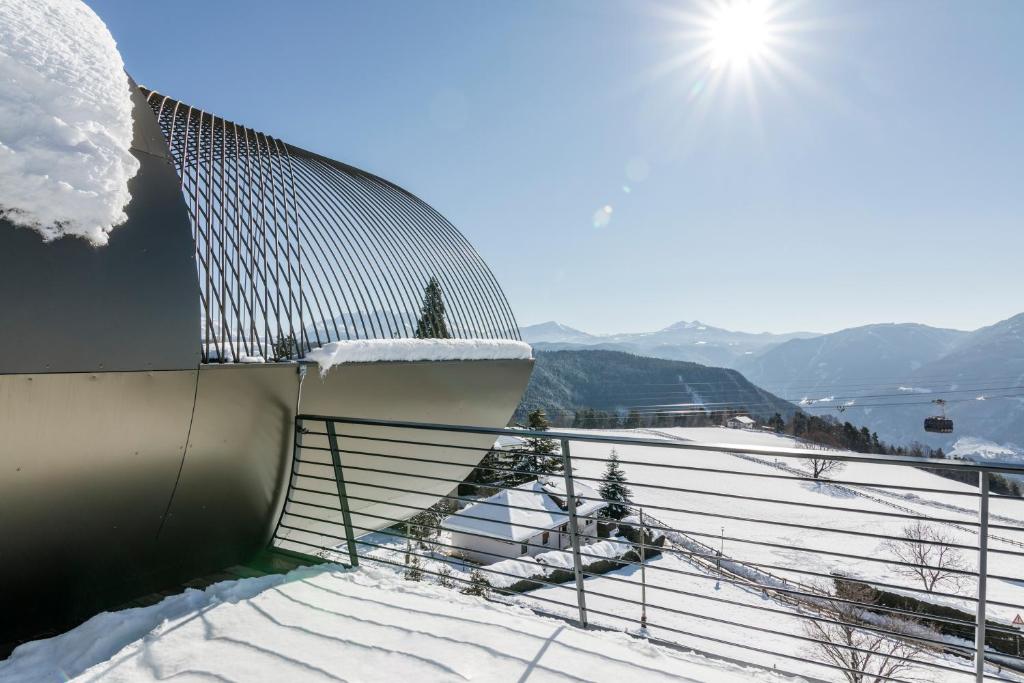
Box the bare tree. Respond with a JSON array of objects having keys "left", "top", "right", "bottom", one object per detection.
[
  {"left": 807, "top": 456, "right": 845, "bottom": 479},
  {"left": 884, "top": 521, "right": 966, "bottom": 593},
  {"left": 804, "top": 583, "right": 925, "bottom": 683}
]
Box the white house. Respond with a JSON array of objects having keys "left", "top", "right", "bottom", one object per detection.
[
  {"left": 727, "top": 415, "right": 756, "bottom": 430},
  {"left": 442, "top": 478, "right": 606, "bottom": 565}
]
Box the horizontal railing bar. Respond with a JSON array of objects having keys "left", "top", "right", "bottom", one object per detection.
[
  {"left": 282, "top": 538, "right": 925, "bottom": 683},
  {"left": 290, "top": 451, "right": 1012, "bottom": 531},
  {"left": 281, "top": 495, "right": 1024, "bottom": 630},
  {"left": 294, "top": 503, "right": 1011, "bottom": 646},
  {"left": 281, "top": 530, "right": 974, "bottom": 677},
  {"left": 349, "top": 519, "right": 978, "bottom": 656},
  {"left": 316, "top": 476, "right": 994, "bottom": 580},
  {"left": 295, "top": 458, "right": 1022, "bottom": 559},
  {"left": 298, "top": 415, "right": 1024, "bottom": 475},
  {"left": 320, "top": 434, "right": 993, "bottom": 501}
]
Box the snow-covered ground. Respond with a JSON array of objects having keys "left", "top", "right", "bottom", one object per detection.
[
  {"left": 0, "top": 0, "right": 139, "bottom": 245},
  {"left": 516, "top": 427, "right": 1024, "bottom": 682},
  {"left": 0, "top": 564, "right": 793, "bottom": 683}
]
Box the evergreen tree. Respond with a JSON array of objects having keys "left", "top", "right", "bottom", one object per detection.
[
  {"left": 599, "top": 448, "right": 632, "bottom": 520},
  {"left": 624, "top": 409, "right": 642, "bottom": 429},
  {"left": 519, "top": 408, "right": 562, "bottom": 476},
  {"left": 768, "top": 412, "right": 786, "bottom": 433},
  {"left": 460, "top": 569, "right": 490, "bottom": 597},
  {"left": 414, "top": 276, "right": 451, "bottom": 339}
]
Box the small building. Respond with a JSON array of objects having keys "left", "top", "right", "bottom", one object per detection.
[
  {"left": 442, "top": 479, "right": 606, "bottom": 565},
  {"left": 727, "top": 415, "right": 756, "bottom": 430}
]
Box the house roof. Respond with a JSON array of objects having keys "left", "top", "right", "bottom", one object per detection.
[
  {"left": 494, "top": 434, "right": 528, "bottom": 450},
  {"left": 730, "top": 415, "right": 755, "bottom": 425},
  {"left": 442, "top": 478, "right": 606, "bottom": 542}
]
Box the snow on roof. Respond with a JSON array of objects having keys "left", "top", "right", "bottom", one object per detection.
[
  {"left": 442, "top": 478, "right": 605, "bottom": 542},
  {"left": 0, "top": 0, "right": 140, "bottom": 245},
  {"left": 494, "top": 434, "right": 528, "bottom": 449},
  {"left": 305, "top": 338, "right": 532, "bottom": 374},
  {"left": 0, "top": 564, "right": 787, "bottom": 682},
  {"left": 730, "top": 415, "right": 755, "bottom": 424}
]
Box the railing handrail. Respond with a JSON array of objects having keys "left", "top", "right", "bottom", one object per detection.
[{"left": 295, "top": 413, "right": 1024, "bottom": 476}]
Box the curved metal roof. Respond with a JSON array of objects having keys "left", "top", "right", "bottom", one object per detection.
[{"left": 142, "top": 88, "right": 520, "bottom": 363}]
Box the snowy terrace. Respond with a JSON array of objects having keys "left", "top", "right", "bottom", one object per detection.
[
  {"left": 0, "top": 565, "right": 791, "bottom": 683},
  {"left": 273, "top": 416, "right": 1024, "bottom": 683}
]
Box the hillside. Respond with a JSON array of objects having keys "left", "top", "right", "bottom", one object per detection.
[
  {"left": 737, "top": 323, "right": 968, "bottom": 395},
  {"left": 515, "top": 349, "right": 794, "bottom": 424},
  {"left": 739, "top": 316, "right": 1024, "bottom": 450}
]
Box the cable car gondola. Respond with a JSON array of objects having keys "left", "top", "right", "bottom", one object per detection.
[{"left": 924, "top": 399, "right": 953, "bottom": 433}]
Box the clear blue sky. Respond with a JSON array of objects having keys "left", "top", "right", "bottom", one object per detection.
[{"left": 91, "top": 0, "right": 1023, "bottom": 335}]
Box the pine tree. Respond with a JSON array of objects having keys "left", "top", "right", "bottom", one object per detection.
[
  {"left": 624, "top": 409, "right": 642, "bottom": 429},
  {"left": 460, "top": 569, "right": 490, "bottom": 597},
  {"left": 516, "top": 409, "right": 565, "bottom": 479},
  {"left": 599, "top": 448, "right": 632, "bottom": 519},
  {"left": 414, "top": 276, "right": 451, "bottom": 339}
]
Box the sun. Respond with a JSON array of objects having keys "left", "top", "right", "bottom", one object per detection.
[{"left": 707, "top": 0, "right": 772, "bottom": 70}]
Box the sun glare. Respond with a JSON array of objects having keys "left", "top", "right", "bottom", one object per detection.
[{"left": 708, "top": 1, "right": 771, "bottom": 69}]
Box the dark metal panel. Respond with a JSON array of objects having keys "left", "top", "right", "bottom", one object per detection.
[
  {"left": 0, "top": 85, "right": 201, "bottom": 374},
  {"left": 0, "top": 369, "right": 198, "bottom": 641},
  {"left": 154, "top": 363, "right": 300, "bottom": 577}
]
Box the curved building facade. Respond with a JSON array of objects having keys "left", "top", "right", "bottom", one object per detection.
[{"left": 0, "top": 84, "right": 531, "bottom": 642}]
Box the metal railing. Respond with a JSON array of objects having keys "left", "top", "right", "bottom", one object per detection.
[
  {"left": 140, "top": 89, "right": 520, "bottom": 363},
  {"left": 271, "top": 415, "right": 1024, "bottom": 682}
]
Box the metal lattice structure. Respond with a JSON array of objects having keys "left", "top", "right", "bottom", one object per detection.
[{"left": 142, "top": 88, "right": 520, "bottom": 362}]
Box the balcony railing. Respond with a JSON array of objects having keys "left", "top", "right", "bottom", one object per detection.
[{"left": 272, "top": 415, "right": 1024, "bottom": 683}]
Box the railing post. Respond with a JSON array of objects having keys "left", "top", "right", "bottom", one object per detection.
[
  {"left": 561, "top": 438, "right": 588, "bottom": 628},
  {"left": 975, "top": 471, "right": 989, "bottom": 683},
  {"left": 326, "top": 420, "right": 359, "bottom": 568}
]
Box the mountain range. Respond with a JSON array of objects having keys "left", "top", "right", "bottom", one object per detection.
[
  {"left": 521, "top": 314, "right": 1024, "bottom": 451},
  {"left": 521, "top": 320, "right": 816, "bottom": 369}
]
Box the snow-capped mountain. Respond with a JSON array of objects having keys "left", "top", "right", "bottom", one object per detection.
[{"left": 520, "top": 320, "right": 815, "bottom": 368}]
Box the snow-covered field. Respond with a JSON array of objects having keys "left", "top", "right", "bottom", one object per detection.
[
  {"left": 514, "top": 427, "right": 1024, "bottom": 682},
  {"left": 0, "top": 564, "right": 792, "bottom": 683}
]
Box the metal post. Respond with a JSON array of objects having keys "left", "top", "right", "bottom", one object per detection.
[
  {"left": 975, "top": 471, "right": 989, "bottom": 682},
  {"left": 640, "top": 506, "right": 648, "bottom": 632},
  {"left": 326, "top": 420, "right": 359, "bottom": 568},
  {"left": 561, "top": 438, "right": 588, "bottom": 628}
]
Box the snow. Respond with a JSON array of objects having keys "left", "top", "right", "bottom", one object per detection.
[
  {"left": 442, "top": 479, "right": 604, "bottom": 542},
  {"left": 0, "top": 564, "right": 793, "bottom": 683},
  {"left": 305, "top": 338, "right": 532, "bottom": 374},
  {"left": 531, "top": 427, "right": 1024, "bottom": 681},
  {"left": 0, "top": 0, "right": 139, "bottom": 246}
]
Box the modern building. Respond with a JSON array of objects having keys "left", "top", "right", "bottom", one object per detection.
[
  {"left": 0, "top": 81, "right": 533, "bottom": 640},
  {"left": 443, "top": 478, "right": 606, "bottom": 564}
]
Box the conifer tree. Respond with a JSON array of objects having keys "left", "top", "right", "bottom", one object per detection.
[
  {"left": 460, "top": 569, "right": 491, "bottom": 597},
  {"left": 414, "top": 276, "right": 451, "bottom": 339},
  {"left": 599, "top": 448, "right": 632, "bottom": 519},
  {"left": 524, "top": 408, "right": 562, "bottom": 474}
]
